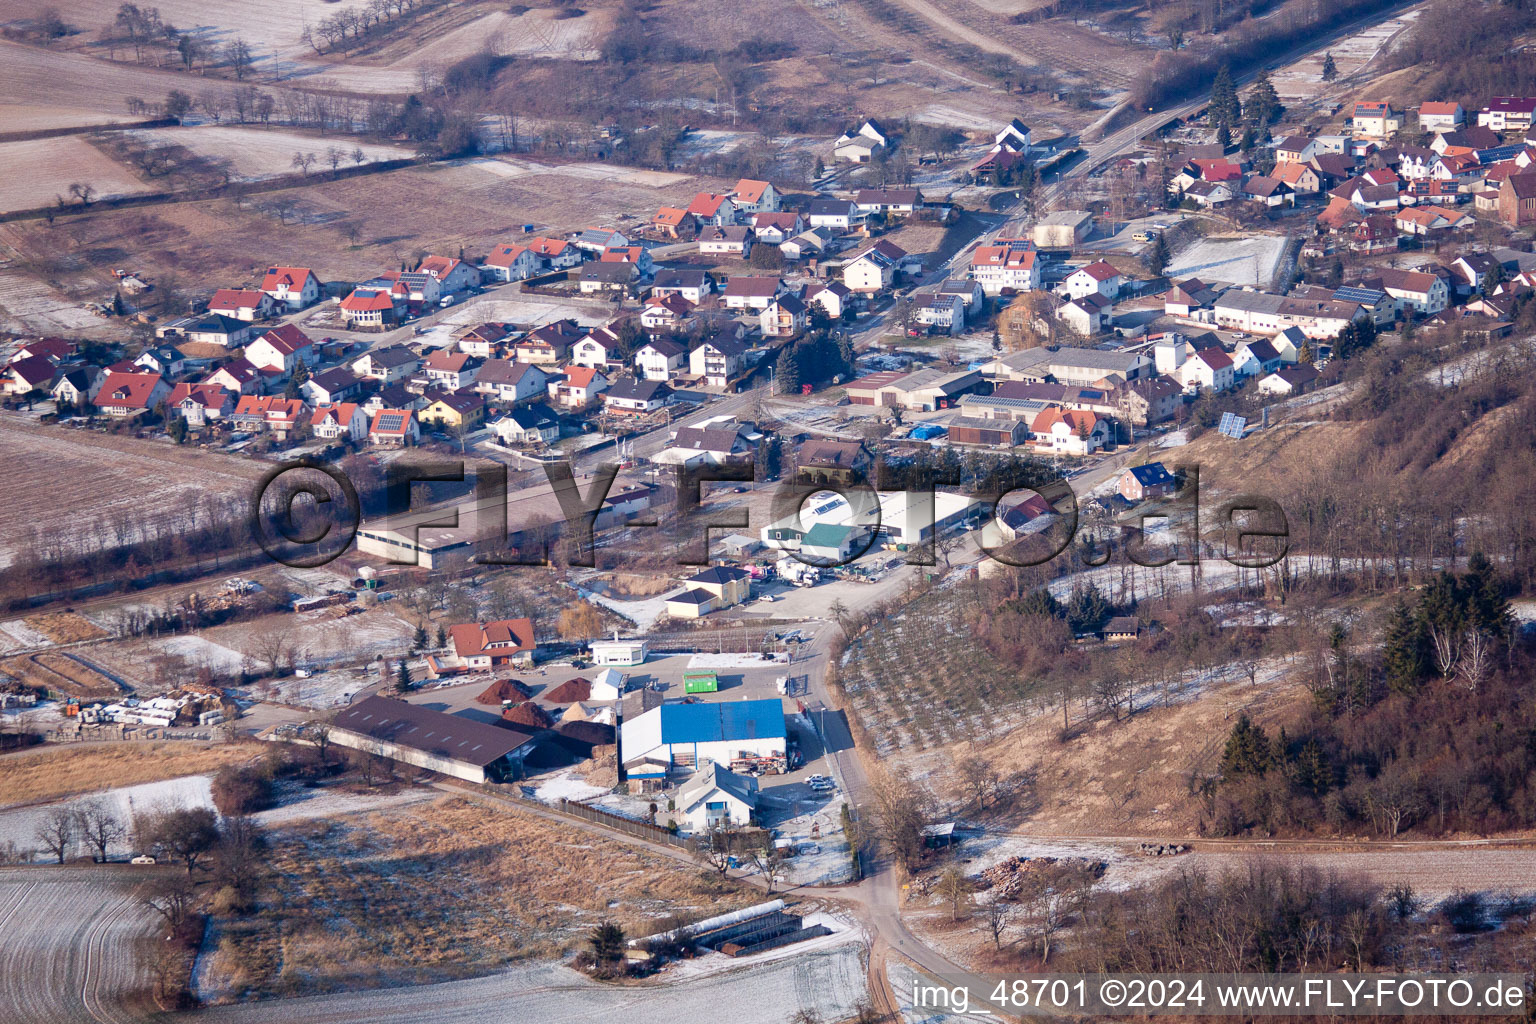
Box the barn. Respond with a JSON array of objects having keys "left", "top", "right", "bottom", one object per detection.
[{"left": 327, "top": 696, "right": 544, "bottom": 784}]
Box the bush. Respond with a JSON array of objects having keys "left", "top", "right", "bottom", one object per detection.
[{"left": 211, "top": 765, "right": 276, "bottom": 816}]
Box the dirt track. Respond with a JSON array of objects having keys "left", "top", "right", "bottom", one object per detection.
[{"left": 0, "top": 866, "right": 156, "bottom": 1024}]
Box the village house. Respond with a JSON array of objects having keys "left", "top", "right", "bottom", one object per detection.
[
  {"left": 352, "top": 345, "right": 420, "bottom": 384},
  {"left": 157, "top": 312, "right": 257, "bottom": 348},
  {"left": 133, "top": 344, "right": 186, "bottom": 377},
  {"left": 49, "top": 364, "right": 102, "bottom": 407},
  {"left": 1029, "top": 407, "right": 1110, "bottom": 455},
  {"left": 698, "top": 225, "right": 754, "bottom": 258},
  {"left": 760, "top": 294, "right": 808, "bottom": 338},
  {"left": 1179, "top": 346, "right": 1236, "bottom": 393},
  {"left": 1352, "top": 101, "right": 1402, "bottom": 139},
  {"left": 805, "top": 280, "right": 852, "bottom": 320},
  {"left": 833, "top": 119, "right": 888, "bottom": 163},
  {"left": 246, "top": 324, "right": 315, "bottom": 374},
  {"left": 855, "top": 188, "right": 923, "bottom": 217},
  {"left": 1114, "top": 375, "right": 1183, "bottom": 427},
  {"left": 634, "top": 338, "right": 688, "bottom": 381},
  {"left": 167, "top": 382, "right": 233, "bottom": 427},
  {"left": 1257, "top": 364, "right": 1321, "bottom": 396},
  {"left": 527, "top": 237, "right": 582, "bottom": 270},
  {"left": 473, "top": 359, "right": 550, "bottom": 405},
  {"left": 1361, "top": 268, "right": 1450, "bottom": 316},
  {"left": 208, "top": 288, "right": 278, "bottom": 321},
  {"left": 843, "top": 239, "right": 907, "bottom": 294},
  {"left": 1119, "top": 462, "right": 1177, "bottom": 501},
  {"left": 573, "top": 227, "right": 629, "bottom": 253},
  {"left": 603, "top": 377, "right": 673, "bottom": 415},
  {"left": 731, "top": 178, "right": 779, "bottom": 215},
  {"left": 579, "top": 261, "right": 640, "bottom": 295},
  {"left": 600, "top": 246, "right": 654, "bottom": 276},
  {"left": 419, "top": 392, "right": 487, "bottom": 432},
  {"left": 1477, "top": 97, "right": 1536, "bottom": 133},
  {"left": 674, "top": 762, "right": 759, "bottom": 832},
  {"left": 1233, "top": 337, "right": 1283, "bottom": 378},
  {"left": 516, "top": 320, "right": 584, "bottom": 364},
  {"left": 1164, "top": 278, "right": 1223, "bottom": 317},
  {"left": 689, "top": 334, "right": 751, "bottom": 388},
  {"left": 368, "top": 408, "right": 419, "bottom": 446},
  {"left": 309, "top": 401, "right": 369, "bottom": 441},
  {"left": 2, "top": 354, "right": 57, "bottom": 397},
  {"left": 914, "top": 292, "right": 966, "bottom": 335},
  {"left": 795, "top": 439, "right": 870, "bottom": 485},
  {"left": 721, "top": 276, "right": 784, "bottom": 310},
  {"left": 231, "top": 394, "right": 307, "bottom": 437},
  {"left": 551, "top": 365, "right": 609, "bottom": 409},
  {"left": 491, "top": 405, "right": 559, "bottom": 445},
  {"left": 1212, "top": 290, "right": 1368, "bottom": 338},
  {"left": 1032, "top": 211, "right": 1095, "bottom": 248},
  {"left": 481, "top": 243, "right": 539, "bottom": 282},
  {"left": 1062, "top": 260, "right": 1123, "bottom": 302},
  {"left": 651, "top": 206, "right": 697, "bottom": 240},
  {"left": 805, "top": 197, "right": 862, "bottom": 230},
  {"left": 1273, "top": 162, "right": 1323, "bottom": 193},
  {"left": 653, "top": 420, "right": 755, "bottom": 468},
  {"left": 651, "top": 268, "right": 712, "bottom": 304},
  {"left": 969, "top": 240, "right": 1039, "bottom": 295},
  {"left": 454, "top": 322, "right": 511, "bottom": 359},
  {"left": 780, "top": 228, "right": 832, "bottom": 261},
  {"left": 665, "top": 565, "right": 752, "bottom": 618},
  {"left": 1274, "top": 135, "right": 1316, "bottom": 164},
  {"left": 260, "top": 265, "right": 321, "bottom": 311},
  {"left": 202, "top": 358, "right": 266, "bottom": 395},
  {"left": 1182, "top": 180, "right": 1235, "bottom": 207},
  {"left": 687, "top": 192, "right": 738, "bottom": 227},
  {"left": 93, "top": 371, "right": 169, "bottom": 417},
  {"left": 301, "top": 367, "right": 363, "bottom": 406},
  {"left": 641, "top": 293, "right": 697, "bottom": 333},
  {"left": 1418, "top": 101, "right": 1464, "bottom": 132},
  {"left": 1057, "top": 293, "right": 1111, "bottom": 336},
  {"left": 571, "top": 325, "right": 624, "bottom": 368},
  {"left": 421, "top": 349, "right": 481, "bottom": 390},
  {"left": 1243, "top": 175, "right": 1295, "bottom": 208},
  {"left": 339, "top": 285, "right": 404, "bottom": 328},
  {"left": 446, "top": 618, "right": 537, "bottom": 671},
  {"left": 750, "top": 212, "right": 803, "bottom": 244}
]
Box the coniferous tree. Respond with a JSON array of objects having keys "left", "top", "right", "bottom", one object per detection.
[
  {"left": 412, "top": 622, "right": 429, "bottom": 651},
  {"left": 434, "top": 624, "right": 447, "bottom": 649},
  {"left": 395, "top": 658, "right": 412, "bottom": 693},
  {"left": 1321, "top": 52, "right": 1337, "bottom": 82},
  {"left": 1382, "top": 598, "right": 1428, "bottom": 694},
  {"left": 1293, "top": 738, "right": 1332, "bottom": 797},
  {"left": 1219, "top": 714, "right": 1273, "bottom": 778},
  {"left": 774, "top": 347, "right": 799, "bottom": 395}
]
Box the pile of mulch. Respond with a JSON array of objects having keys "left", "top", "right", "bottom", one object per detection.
[
  {"left": 474, "top": 679, "right": 532, "bottom": 705},
  {"left": 501, "top": 700, "right": 554, "bottom": 730},
  {"left": 543, "top": 677, "right": 592, "bottom": 703}
]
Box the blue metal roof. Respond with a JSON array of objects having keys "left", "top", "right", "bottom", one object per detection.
[{"left": 659, "top": 700, "right": 786, "bottom": 744}]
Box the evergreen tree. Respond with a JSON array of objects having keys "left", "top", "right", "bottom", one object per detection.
[
  {"left": 434, "top": 624, "right": 447, "bottom": 649},
  {"left": 1149, "top": 231, "right": 1170, "bottom": 276},
  {"left": 1013, "top": 588, "right": 1063, "bottom": 619},
  {"left": 412, "top": 622, "right": 429, "bottom": 651},
  {"left": 588, "top": 920, "right": 626, "bottom": 977},
  {"left": 395, "top": 658, "right": 412, "bottom": 693},
  {"left": 1065, "top": 583, "right": 1111, "bottom": 634},
  {"left": 1321, "top": 52, "right": 1337, "bottom": 82},
  {"left": 1219, "top": 713, "right": 1273, "bottom": 778},
  {"left": 1216, "top": 122, "right": 1232, "bottom": 149},
  {"left": 1245, "top": 68, "right": 1281, "bottom": 127},
  {"left": 1382, "top": 598, "right": 1428, "bottom": 694},
  {"left": 284, "top": 358, "right": 310, "bottom": 399},
  {"left": 1294, "top": 737, "right": 1332, "bottom": 796},
  {"left": 1209, "top": 65, "right": 1241, "bottom": 138},
  {"left": 762, "top": 434, "right": 783, "bottom": 479},
  {"left": 774, "top": 347, "right": 799, "bottom": 395},
  {"left": 1464, "top": 551, "right": 1513, "bottom": 639}
]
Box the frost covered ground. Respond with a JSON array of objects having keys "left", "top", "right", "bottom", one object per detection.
[{"left": 1164, "top": 235, "right": 1287, "bottom": 288}]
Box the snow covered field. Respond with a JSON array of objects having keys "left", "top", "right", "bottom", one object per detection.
[
  {"left": 1164, "top": 235, "right": 1287, "bottom": 288},
  {"left": 0, "top": 774, "right": 211, "bottom": 860}
]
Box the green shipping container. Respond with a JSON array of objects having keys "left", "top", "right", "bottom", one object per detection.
[{"left": 683, "top": 671, "right": 719, "bottom": 694}]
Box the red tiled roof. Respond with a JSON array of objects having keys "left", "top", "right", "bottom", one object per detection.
[
  {"left": 450, "top": 618, "right": 536, "bottom": 659},
  {"left": 260, "top": 266, "right": 313, "bottom": 292},
  {"left": 95, "top": 371, "right": 162, "bottom": 409}
]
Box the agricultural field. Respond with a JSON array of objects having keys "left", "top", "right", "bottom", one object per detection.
[
  {"left": 0, "top": 741, "right": 257, "bottom": 808},
  {"left": 0, "top": 136, "right": 145, "bottom": 210},
  {"left": 126, "top": 126, "right": 412, "bottom": 181},
  {"left": 0, "top": 37, "right": 211, "bottom": 130},
  {"left": 0, "top": 867, "right": 157, "bottom": 1022},
  {"left": 0, "top": 419, "right": 263, "bottom": 569},
  {"left": 197, "top": 794, "right": 756, "bottom": 1000}
]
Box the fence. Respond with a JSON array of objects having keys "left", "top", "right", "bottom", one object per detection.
[{"left": 556, "top": 797, "right": 689, "bottom": 848}]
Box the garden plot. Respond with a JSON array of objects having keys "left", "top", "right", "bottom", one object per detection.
[
  {"left": 1163, "top": 234, "right": 1286, "bottom": 288},
  {"left": 0, "top": 136, "right": 143, "bottom": 209},
  {"left": 127, "top": 126, "right": 411, "bottom": 180},
  {"left": 0, "top": 266, "right": 110, "bottom": 336}
]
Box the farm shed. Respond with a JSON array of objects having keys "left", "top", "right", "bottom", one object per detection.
[{"left": 327, "top": 696, "right": 543, "bottom": 784}]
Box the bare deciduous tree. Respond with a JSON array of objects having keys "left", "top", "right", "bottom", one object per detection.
[
  {"left": 75, "top": 799, "right": 127, "bottom": 862},
  {"left": 34, "top": 806, "right": 75, "bottom": 863}
]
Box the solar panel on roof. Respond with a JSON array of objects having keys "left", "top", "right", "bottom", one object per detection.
[{"left": 377, "top": 413, "right": 405, "bottom": 431}]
